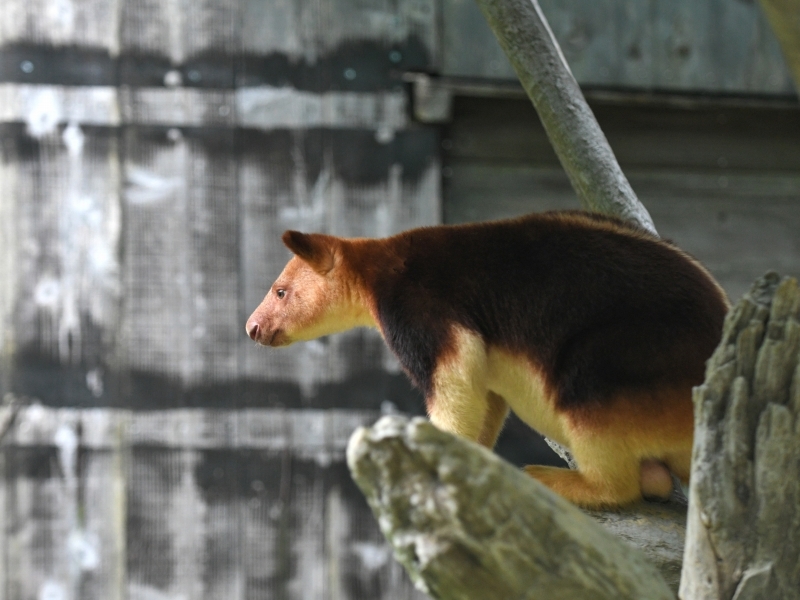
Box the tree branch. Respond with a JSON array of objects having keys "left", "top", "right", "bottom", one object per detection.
[{"left": 471, "top": 0, "right": 657, "bottom": 234}]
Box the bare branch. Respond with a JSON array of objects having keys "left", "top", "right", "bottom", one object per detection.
[{"left": 471, "top": 0, "right": 656, "bottom": 234}]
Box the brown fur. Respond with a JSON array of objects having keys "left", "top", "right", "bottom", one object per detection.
[{"left": 246, "top": 211, "right": 729, "bottom": 508}]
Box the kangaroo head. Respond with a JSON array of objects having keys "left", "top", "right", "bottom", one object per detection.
[{"left": 246, "top": 231, "right": 374, "bottom": 346}]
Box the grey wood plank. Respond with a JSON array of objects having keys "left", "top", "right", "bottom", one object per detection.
[
  {"left": 236, "top": 88, "right": 408, "bottom": 132},
  {"left": 80, "top": 446, "right": 127, "bottom": 600},
  {"left": 650, "top": 0, "right": 792, "bottom": 93},
  {"left": 533, "top": 0, "right": 653, "bottom": 88},
  {"left": 5, "top": 418, "right": 85, "bottom": 600},
  {"left": 0, "top": 406, "right": 424, "bottom": 599},
  {"left": 443, "top": 95, "right": 800, "bottom": 302},
  {"left": 120, "top": 88, "right": 237, "bottom": 128},
  {"left": 0, "top": 124, "right": 121, "bottom": 406},
  {"left": 0, "top": 0, "right": 122, "bottom": 51},
  {"left": 0, "top": 84, "right": 119, "bottom": 127},
  {"left": 444, "top": 96, "right": 800, "bottom": 172},
  {"left": 0, "top": 83, "right": 410, "bottom": 130},
  {"left": 119, "top": 128, "right": 239, "bottom": 401},
  {"left": 3, "top": 443, "right": 76, "bottom": 599},
  {"left": 120, "top": 0, "right": 239, "bottom": 63},
  {"left": 239, "top": 0, "right": 438, "bottom": 67},
  {"left": 445, "top": 162, "right": 800, "bottom": 301},
  {"left": 1, "top": 0, "right": 438, "bottom": 68},
  {"left": 126, "top": 445, "right": 243, "bottom": 600},
  {"left": 289, "top": 459, "right": 327, "bottom": 598},
  {"left": 440, "top": 0, "right": 796, "bottom": 95},
  {"left": 12, "top": 127, "right": 121, "bottom": 357},
  {"left": 126, "top": 447, "right": 191, "bottom": 598},
  {"left": 196, "top": 450, "right": 246, "bottom": 600},
  {"left": 6, "top": 406, "right": 380, "bottom": 453},
  {"left": 0, "top": 451, "right": 6, "bottom": 597},
  {"left": 441, "top": 0, "right": 516, "bottom": 80},
  {"left": 0, "top": 131, "right": 18, "bottom": 392}
]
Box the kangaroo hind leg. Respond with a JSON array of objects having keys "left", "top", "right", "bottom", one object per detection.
[{"left": 477, "top": 392, "right": 509, "bottom": 449}]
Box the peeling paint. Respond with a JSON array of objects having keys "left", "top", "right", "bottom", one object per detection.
[
  {"left": 237, "top": 87, "right": 407, "bottom": 131},
  {"left": 1, "top": 83, "right": 409, "bottom": 131},
  {"left": 0, "top": 126, "right": 18, "bottom": 354},
  {"left": 52, "top": 122, "right": 120, "bottom": 363},
  {"left": 128, "top": 583, "right": 187, "bottom": 600},
  {"left": 39, "top": 580, "right": 66, "bottom": 600},
  {"left": 25, "top": 87, "right": 63, "bottom": 138},
  {"left": 352, "top": 542, "right": 392, "bottom": 571},
  {"left": 55, "top": 423, "right": 78, "bottom": 482},
  {"left": 125, "top": 167, "right": 184, "bottom": 205},
  {"left": 0, "top": 0, "right": 121, "bottom": 50},
  {"left": 46, "top": 0, "right": 76, "bottom": 40},
  {"left": 86, "top": 368, "right": 104, "bottom": 398},
  {"left": 67, "top": 530, "right": 100, "bottom": 572},
  {"left": 0, "top": 84, "right": 120, "bottom": 126}
]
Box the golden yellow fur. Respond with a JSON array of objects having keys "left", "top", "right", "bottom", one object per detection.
[{"left": 428, "top": 326, "right": 692, "bottom": 508}]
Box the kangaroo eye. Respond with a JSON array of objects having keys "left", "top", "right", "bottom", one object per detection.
[{"left": 276, "top": 289, "right": 286, "bottom": 299}]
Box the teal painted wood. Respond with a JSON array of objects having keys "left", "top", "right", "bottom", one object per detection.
[{"left": 442, "top": 0, "right": 796, "bottom": 95}]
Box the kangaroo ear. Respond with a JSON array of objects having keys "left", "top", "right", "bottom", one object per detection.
[{"left": 282, "top": 231, "right": 336, "bottom": 274}]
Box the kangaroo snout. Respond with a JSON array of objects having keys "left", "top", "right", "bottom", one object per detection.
[{"left": 246, "top": 320, "right": 260, "bottom": 341}]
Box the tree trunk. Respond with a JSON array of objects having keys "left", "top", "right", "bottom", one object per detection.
[
  {"left": 471, "top": 0, "right": 656, "bottom": 235},
  {"left": 680, "top": 272, "right": 800, "bottom": 599},
  {"left": 347, "top": 416, "right": 677, "bottom": 600}
]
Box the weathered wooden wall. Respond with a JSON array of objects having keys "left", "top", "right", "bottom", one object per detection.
[
  {"left": 442, "top": 0, "right": 796, "bottom": 95},
  {"left": 0, "top": 0, "right": 443, "bottom": 405},
  {"left": 0, "top": 404, "right": 427, "bottom": 600},
  {"left": 443, "top": 95, "right": 800, "bottom": 301},
  {"left": 0, "top": 1, "right": 440, "bottom": 598}
]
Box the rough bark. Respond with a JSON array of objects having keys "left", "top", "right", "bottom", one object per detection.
[
  {"left": 758, "top": 0, "right": 800, "bottom": 93},
  {"left": 680, "top": 272, "right": 800, "bottom": 600},
  {"left": 471, "top": 0, "right": 657, "bottom": 235},
  {"left": 347, "top": 416, "right": 678, "bottom": 599}
]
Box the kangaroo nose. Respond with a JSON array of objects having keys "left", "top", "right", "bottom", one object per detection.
[{"left": 247, "top": 321, "right": 260, "bottom": 341}]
